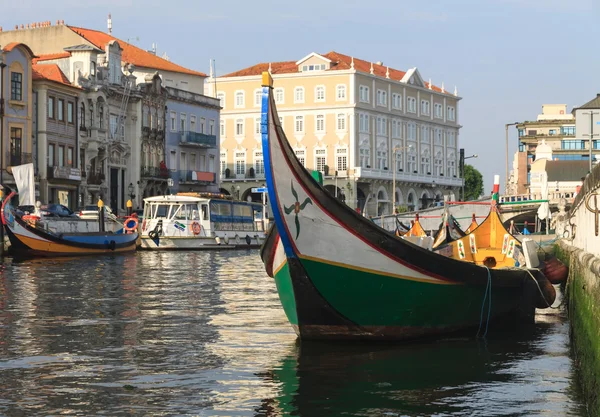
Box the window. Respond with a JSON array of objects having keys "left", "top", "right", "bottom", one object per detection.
[
  {"left": 200, "top": 117, "right": 206, "bottom": 134},
  {"left": 57, "top": 99, "right": 64, "bottom": 121},
  {"left": 447, "top": 106, "right": 456, "bottom": 121},
  {"left": 394, "top": 147, "right": 403, "bottom": 171},
  {"left": 67, "top": 147, "right": 74, "bottom": 167},
  {"left": 58, "top": 145, "right": 65, "bottom": 167},
  {"left": 434, "top": 152, "right": 443, "bottom": 176},
  {"left": 275, "top": 88, "right": 284, "bottom": 104},
  {"left": 190, "top": 115, "right": 196, "bottom": 132},
  {"left": 359, "top": 85, "right": 370, "bottom": 103},
  {"left": 80, "top": 102, "right": 85, "bottom": 127},
  {"left": 99, "top": 105, "right": 104, "bottom": 129},
  {"left": 10, "top": 72, "right": 22, "bottom": 101},
  {"left": 337, "top": 113, "right": 346, "bottom": 131},
  {"left": 315, "top": 149, "right": 326, "bottom": 172},
  {"left": 315, "top": 86, "right": 325, "bottom": 102},
  {"left": 336, "top": 85, "right": 346, "bottom": 101},
  {"left": 295, "top": 149, "right": 306, "bottom": 166},
  {"left": 301, "top": 63, "right": 327, "bottom": 72},
  {"left": 359, "top": 114, "right": 370, "bottom": 133},
  {"left": 562, "top": 140, "right": 585, "bottom": 150},
  {"left": 435, "top": 129, "right": 442, "bottom": 145},
  {"left": 209, "top": 155, "right": 215, "bottom": 172},
  {"left": 434, "top": 103, "right": 443, "bottom": 118},
  {"left": 235, "top": 151, "right": 246, "bottom": 176},
  {"left": 561, "top": 126, "right": 576, "bottom": 135},
  {"left": 336, "top": 148, "right": 348, "bottom": 171},
  {"left": 235, "top": 91, "right": 245, "bottom": 108},
  {"left": 447, "top": 131, "right": 456, "bottom": 147},
  {"left": 209, "top": 119, "right": 215, "bottom": 135},
  {"left": 190, "top": 153, "right": 197, "bottom": 170},
  {"left": 377, "top": 90, "right": 387, "bottom": 106},
  {"left": 392, "top": 93, "right": 402, "bottom": 110},
  {"left": 294, "top": 87, "right": 305, "bottom": 103},
  {"left": 376, "top": 117, "right": 387, "bottom": 136},
  {"left": 407, "top": 151, "right": 417, "bottom": 173},
  {"left": 421, "top": 100, "right": 430, "bottom": 115},
  {"left": 220, "top": 120, "right": 225, "bottom": 137},
  {"left": 10, "top": 128, "right": 22, "bottom": 162},
  {"left": 549, "top": 129, "right": 556, "bottom": 135},
  {"left": 407, "top": 123, "right": 416, "bottom": 141},
  {"left": 90, "top": 61, "right": 96, "bottom": 76},
  {"left": 420, "top": 126, "right": 429, "bottom": 143},
  {"left": 109, "top": 114, "right": 118, "bottom": 139},
  {"left": 48, "top": 97, "right": 55, "bottom": 119},
  {"left": 67, "top": 102, "right": 74, "bottom": 124},
  {"left": 392, "top": 120, "right": 401, "bottom": 138},
  {"left": 217, "top": 92, "right": 225, "bottom": 108},
  {"left": 48, "top": 144, "right": 55, "bottom": 167},
  {"left": 89, "top": 104, "right": 94, "bottom": 127},
  {"left": 254, "top": 89, "right": 262, "bottom": 107},
  {"left": 407, "top": 97, "right": 416, "bottom": 113},
  {"left": 447, "top": 152, "right": 456, "bottom": 176},
  {"left": 254, "top": 151, "right": 264, "bottom": 176},
  {"left": 255, "top": 117, "right": 261, "bottom": 135},
  {"left": 220, "top": 152, "right": 226, "bottom": 176},
  {"left": 180, "top": 113, "right": 187, "bottom": 132},
  {"left": 316, "top": 115, "right": 325, "bottom": 132},
  {"left": 170, "top": 111, "right": 177, "bottom": 131},
  {"left": 295, "top": 115, "right": 304, "bottom": 133},
  {"left": 377, "top": 149, "right": 388, "bottom": 170},
  {"left": 235, "top": 119, "right": 244, "bottom": 136},
  {"left": 420, "top": 151, "right": 430, "bottom": 174},
  {"left": 360, "top": 147, "right": 370, "bottom": 168}
]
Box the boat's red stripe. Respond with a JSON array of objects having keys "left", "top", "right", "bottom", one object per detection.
[{"left": 268, "top": 102, "right": 453, "bottom": 283}]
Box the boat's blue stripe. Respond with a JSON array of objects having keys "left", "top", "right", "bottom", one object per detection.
[
  {"left": 261, "top": 84, "right": 297, "bottom": 259},
  {"left": 61, "top": 234, "right": 135, "bottom": 244}
]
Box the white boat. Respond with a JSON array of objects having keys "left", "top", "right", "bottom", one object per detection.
[{"left": 139, "top": 194, "right": 267, "bottom": 250}]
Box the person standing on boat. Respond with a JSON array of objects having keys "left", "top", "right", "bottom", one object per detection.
[{"left": 127, "top": 199, "right": 133, "bottom": 216}]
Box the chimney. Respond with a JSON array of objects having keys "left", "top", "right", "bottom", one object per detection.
[
  {"left": 56, "top": 20, "right": 59, "bottom": 25},
  {"left": 376, "top": 61, "right": 383, "bottom": 66},
  {"left": 108, "top": 13, "right": 112, "bottom": 34}
]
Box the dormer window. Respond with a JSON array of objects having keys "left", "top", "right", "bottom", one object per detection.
[
  {"left": 301, "top": 64, "right": 327, "bottom": 72},
  {"left": 296, "top": 53, "right": 332, "bottom": 73}
]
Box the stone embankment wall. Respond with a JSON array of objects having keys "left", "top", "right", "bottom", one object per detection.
[{"left": 555, "top": 165, "right": 600, "bottom": 415}]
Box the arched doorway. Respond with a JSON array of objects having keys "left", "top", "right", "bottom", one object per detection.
[
  {"left": 420, "top": 190, "right": 431, "bottom": 209},
  {"left": 219, "top": 188, "right": 231, "bottom": 196},
  {"left": 376, "top": 186, "right": 389, "bottom": 216},
  {"left": 356, "top": 187, "right": 366, "bottom": 214},
  {"left": 407, "top": 189, "right": 417, "bottom": 212},
  {"left": 324, "top": 185, "right": 346, "bottom": 202}
]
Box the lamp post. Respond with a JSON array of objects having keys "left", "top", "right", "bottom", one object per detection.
[
  {"left": 461, "top": 153, "right": 478, "bottom": 201},
  {"left": 582, "top": 111, "right": 600, "bottom": 174},
  {"left": 392, "top": 145, "right": 412, "bottom": 213},
  {"left": 505, "top": 122, "right": 519, "bottom": 194},
  {"left": 0, "top": 52, "right": 6, "bottom": 257}
]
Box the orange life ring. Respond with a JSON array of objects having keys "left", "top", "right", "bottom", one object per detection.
[
  {"left": 191, "top": 222, "right": 202, "bottom": 235},
  {"left": 124, "top": 217, "right": 139, "bottom": 233}
]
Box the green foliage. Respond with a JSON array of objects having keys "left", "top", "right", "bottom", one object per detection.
[
  {"left": 463, "top": 164, "right": 484, "bottom": 201},
  {"left": 395, "top": 205, "right": 409, "bottom": 214}
]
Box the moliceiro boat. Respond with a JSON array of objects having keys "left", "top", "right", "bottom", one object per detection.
[
  {"left": 259, "top": 72, "right": 554, "bottom": 341},
  {"left": 1, "top": 192, "right": 138, "bottom": 256},
  {"left": 139, "top": 194, "right": 267, "bottom": 250}
]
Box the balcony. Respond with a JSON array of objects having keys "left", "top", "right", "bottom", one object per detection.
[
  {"left": 141, "top": 166, "right": 169, "bottom": 179},
  {"left": 47, "top": 166, "right": 82, "bottom": 181},
  {"left": 179, "top": 131, "right": 217, "bottom": 148},
  {"left": 221, "top": 165, "right": 265, "bottom": 180},
  {"left": 354, "top": 166, "right": 463, "bottom": 187},
  {"left": 179, "top": 170, "right": 216, "bottom": 184},
  {"left": 87, "top": 171, "right": 105, "bottom": 185},
  {"left": 7, "top": 152, "right": 32, "bottom": 167}
]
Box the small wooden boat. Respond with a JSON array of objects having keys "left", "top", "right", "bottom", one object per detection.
[
  {"left": 403, "top": 214, "right": 427, "bottom": 237},
  {"left": 259, "top": 72, "right": 554, "bottom": 341},
  {"left": 432, "top": 210, "right": 466, "bottom": 249},
  {"left": 465, "top": 213, "right": 479, "bottom": 234},
  {"left": 2, "top": 191, "right": 138, "bottom": 256}
]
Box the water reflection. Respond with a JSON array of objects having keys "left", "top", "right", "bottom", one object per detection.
[
  {"left": 258, "top": 315, "right": 586, "bottom": 417},
  {"left": 0, "top": 252, "right": 587, "bottom": 416}
]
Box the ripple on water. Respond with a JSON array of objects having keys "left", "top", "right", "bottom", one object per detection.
[{"left": 0, "top": 252, "right": 587, "bottom": 416}]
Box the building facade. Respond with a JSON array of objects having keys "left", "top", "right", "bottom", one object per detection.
[
  {"left": 207, "top": 51, "right": 462, "bottom": 215},
  {"left": 0, "top": 43, "right": 34, "bottom": 192},
  {"left": 32, "top": 63, "right": 81, "bottom": 208},
  {"left": 510, "top": 104, "right": 579, "bottom": 195},
  {"left": 0, "top": 20, "right": 209, "bottom": 213},
  {"left": 165, "top": 87, "right": 221, "bottom": 194}
]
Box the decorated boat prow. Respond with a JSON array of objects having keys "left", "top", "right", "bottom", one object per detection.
[
  {"left": 260, "top": 72, "right": 554, "bottom": 341},
  {"left": 432, "top": 210, "right": 466, "bottom": 249},
  {"left": 2, "top": 192, "right": 138, "bottom": 256},
  {"left": 465, "top": 213, "right": 479, "bottom": 234}
]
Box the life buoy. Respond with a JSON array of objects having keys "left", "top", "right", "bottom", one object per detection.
[
  {"left": 191, "top": 222, "right": 202, "bottom": 236},
  {"left": 124, "top": 217, "right": 139, "bottom": 233},
  {"left": 22, "top": 214, "right": 41, "bottom": 226}
]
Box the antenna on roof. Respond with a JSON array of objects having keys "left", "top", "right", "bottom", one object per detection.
[{"left": 107, "top": 13, "right": 112, "bottom": 34}]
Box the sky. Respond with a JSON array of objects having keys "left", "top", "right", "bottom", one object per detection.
[{"left": 2, "top": 0, "right": 599, "bottom": 192}]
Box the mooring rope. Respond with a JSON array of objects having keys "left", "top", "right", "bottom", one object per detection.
[{"left": 477, "top": 267, "right": 493, "bottom": 338}]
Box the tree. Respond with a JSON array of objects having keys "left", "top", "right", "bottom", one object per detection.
[{"left": 463, "top": 164, "right": 484, "bottom": 201}]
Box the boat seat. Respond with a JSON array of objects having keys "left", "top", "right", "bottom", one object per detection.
[{"left": 521, "top": 238, "right": 540, "bottom": 269}]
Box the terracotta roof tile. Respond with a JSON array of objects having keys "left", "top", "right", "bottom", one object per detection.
[
  {"left": 222, "top": 50, "right": 450, "bottom": 94},
  {"left": 2, "top": 42, "right": 35, "bottom": 57},
  {"left": 67, "top": 26, "right": 206, "bottom": 77},
  {"left": 32, "top": 52, "right": 71, "bottom": 64},
  {"left": 32, "top": 64, "right": 74, "bottom": 87}
]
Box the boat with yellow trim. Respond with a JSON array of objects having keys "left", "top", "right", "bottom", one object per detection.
[
  {"left": 2, "top": 191, "right": 138, "bottom": 256},
  {"left": 258, "top": 72, "right": 554, "bottom": 341}
]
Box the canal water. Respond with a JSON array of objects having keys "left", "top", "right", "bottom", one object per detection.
[{"left": 0, "top": 251, "right": 588, "bottom": 416}]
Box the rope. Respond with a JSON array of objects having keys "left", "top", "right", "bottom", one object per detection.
[{"left": 477, "top": 266, "right": 493, "bottom": 338}]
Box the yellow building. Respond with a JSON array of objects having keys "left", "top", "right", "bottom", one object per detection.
[{"left": 207, "top": 51, "right": 462, "bottom": 215}]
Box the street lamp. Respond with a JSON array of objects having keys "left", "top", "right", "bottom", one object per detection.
[
  {"left": 127, "top": 182, "right": 136, "bottom": 200},
  {"left": 392, "top": 145, "right": 412, "bottom": 213},
  {"left": 505, "top": 122, "right": 519, "bottom": 194},
  {"left": 461, "top": 153, "right": 478, "bottom": 201}
]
